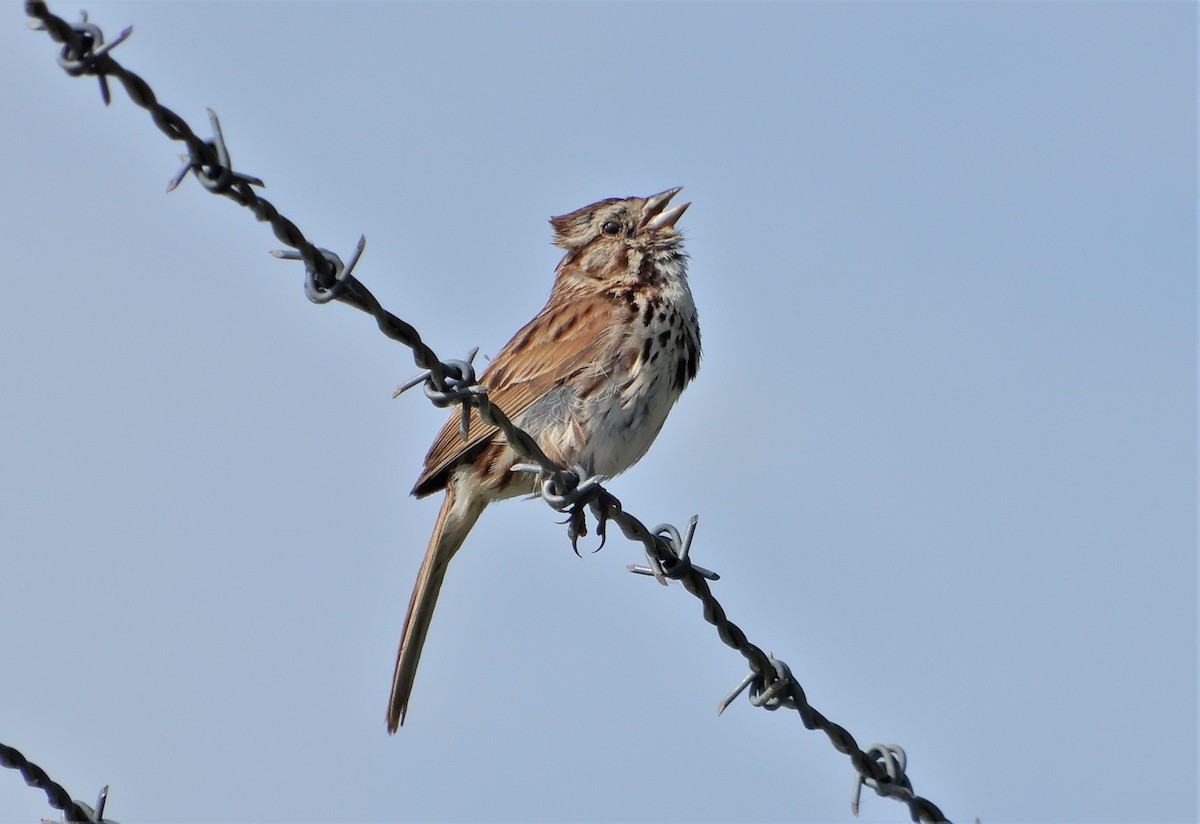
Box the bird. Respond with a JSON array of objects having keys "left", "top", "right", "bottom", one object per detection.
[{"left": 388, "top": 187, "right": 700, "bottom": 732}]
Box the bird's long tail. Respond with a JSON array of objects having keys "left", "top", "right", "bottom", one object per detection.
[{"left": 387, "top": 487, "right": 486, "bottom": 732}]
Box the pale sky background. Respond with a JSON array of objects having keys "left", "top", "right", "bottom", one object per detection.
[{"left": 1, "top": 2, "right": 1195, "bottom": 823}]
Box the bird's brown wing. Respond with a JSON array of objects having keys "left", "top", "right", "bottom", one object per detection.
[{"left": 412, "top": 293, "right": 624, "bottom": 497}]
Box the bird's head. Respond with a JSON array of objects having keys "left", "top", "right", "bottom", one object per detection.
[{"left": 550, "top": 187, "right": 689, "bottom": 285}]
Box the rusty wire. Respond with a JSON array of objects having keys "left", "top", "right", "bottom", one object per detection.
[{"left": 17, "top": 3, "right": 952, "bottom": 822}]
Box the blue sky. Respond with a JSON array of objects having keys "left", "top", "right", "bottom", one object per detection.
[{"left": 1, "top": 2, "right": 1195, "bottom": 822}]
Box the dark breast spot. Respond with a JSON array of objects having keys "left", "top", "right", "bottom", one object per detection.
[
  {"left": 672, "top": 326, "right": 701, "bottom": 391},
  {"left": 612, "top": 289, "right": 638, "bottom": 320},
  {"left": 672, "top": 357, "right": 688, "bottom": 391}
]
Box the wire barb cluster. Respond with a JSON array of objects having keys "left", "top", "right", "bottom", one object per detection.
[{"left": 20, "top": 3, "right": 952, "bottom": 822}]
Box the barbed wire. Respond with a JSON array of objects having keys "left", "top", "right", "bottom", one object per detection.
[
  {"left": 19, "top": 3, "right": 952, "bottom": 821},
  {"left": 0, "top": 741, "right": 115, "bottom": 823}
]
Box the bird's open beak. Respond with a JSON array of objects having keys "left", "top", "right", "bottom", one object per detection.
[{"left": 642, "top": 187, "right": 690, "bottom": 232}]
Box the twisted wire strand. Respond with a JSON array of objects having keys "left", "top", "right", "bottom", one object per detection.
[
  {"left": 20, "top": 4, "right": 951, "bottom": 821},
  {"left": 0, "top": 742, "right": 111, "bottom": 823}
]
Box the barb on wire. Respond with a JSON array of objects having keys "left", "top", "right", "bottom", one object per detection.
[
  {"left": 1, "top": 741, "right": 116, "bottom": 823},
  {"left": 272, "top": 233, "right": 366, "bottom": 306},
  {"left": 27, "top": 8, "right": 131, "bottom": 104},
  {"left": 24, "top": 4, "right": 952, "bottom": 820},
  {"left": 627, "top": 516, "right": 719, "bottom": 582},
  {"left": 852, "top": 744, "right": 913, "bottom": 816},
  {"left": 167, "top": 109, "right": 264, "bottom": 195}
]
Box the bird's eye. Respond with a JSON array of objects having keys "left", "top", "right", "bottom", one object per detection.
[{"left": 602, "top": 220, "right": 621, "bottom": 236}]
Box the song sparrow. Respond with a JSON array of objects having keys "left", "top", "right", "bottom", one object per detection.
[{"left": 387, "top": 187, "right": 701, "bottom": 732}]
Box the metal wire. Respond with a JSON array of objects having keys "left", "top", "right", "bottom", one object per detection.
[
  {"left": 19, "top": 3, "right": 952, "bottom": 821},
  {"left": 0, "top": 742, "right": 115, "bottom": 823}
]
